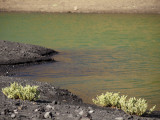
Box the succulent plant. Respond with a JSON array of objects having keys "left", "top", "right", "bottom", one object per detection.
[
  {"left": 92, "top": 92, "right": 156, "bottom": 116},
  {"left": 2, "top": 82, "right": 40, "bottom": 101}
]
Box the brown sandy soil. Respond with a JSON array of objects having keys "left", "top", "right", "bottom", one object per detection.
[{"left": 0, "top": 0, "right": 160, "bottom": 13}]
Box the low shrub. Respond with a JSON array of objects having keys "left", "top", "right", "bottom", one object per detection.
[
  {"left": 92, "top": 92, "right": 156, "bottom": 116},
  {"left": 119, "top": 97, "right": 156, "bottom": 116},
  {"left": 92, "top": 92, "right": 121, "bottom": 107},
  {"left": 2, "top": 82, "right": 40, "bottom": 101}
]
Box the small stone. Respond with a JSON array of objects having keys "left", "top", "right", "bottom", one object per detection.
[
  {"left": 1, "top": 111, "right": 5, "bottom": 115},
  {"left": 52, "top": 100, "right": 58, "bottom": 105},
  {"left": 74, "top": 6, "right": 78, "bottom": 11},
  {"left": 56, "top": 112, "right": 60, "bottom": 116},
  {"left": 57, "top": 101, "right": 61, "bottom": 105},
  {"left": 44, "top": 112, "right": 52, "bottom": 119},
  {"left": 18, "top": 106, "right": 22, "bottom": 110},
  {"left": 32, "top": 102, "right": 36, "bottom": 105},
  {"left": 115, "top": 117, "right": 124, "bottom": 120},
  {"left": 62, "top": 100, "right": 67, "bottom": 102},
  {"left": 75, "top": 109, "right": 80, "bottom": 113},
  {"left": 38, "top": 114, "right": 44, "bottom": 119},
  {"left": 46, "top": 104, "right": 54, "bottom": 110},
  {"left": 2, "top": 109, "right": 10, "bottom": 115},
  {"left": 68, "top": 114, "right": 73, "bottom": 118},
  {"left": 80, "top": 117, "right": 91, "bottom": 120},
  {"left": 39, "top": 107, "right": 45, "bottom": 112},
  {"left": 88, "top": 110, "right": 94, "bottom": 114},
  {"left": 79, "top": 110, "right": 84, "bottom": 116},
  {"left": 32, "top": 118, "right": 38, "bottom": 120},
  {"left": 15, "top": 102, "right": 20, "bottom": 106},
  {"left": 66, "top": 111, "right": 70, "bottom": 114},
  {"left": 75, "top": 116, "right": 81, "bottom": 120},
  {"left": 13, "top": 109, "right": 18, "bottom": 114},
  {"left": 19, "top": 115, "right": 27, "bottom": 119},
  {"left": 21, "top": 105, "right": 27, "bottom": 110},
  {"left": 76, "top": 106, "right": 80, "bottom": 109},
  {"left": 128, "top": 116, "right": 133, "bottom": 119},
  {"left": 88, "top": 107, "right": 92, "bottom": 110},
  {"left": 34, "top": 109, "right": 39, "bottom": 112},
  {"left": 88, "top": 107, "right": 94, "bottom": 114},
  {"left": 11, "top": 113, "right": 16, "bottom": 118},
  {"left": 83, "top": 111, "right": 90, "bottom": 118}
]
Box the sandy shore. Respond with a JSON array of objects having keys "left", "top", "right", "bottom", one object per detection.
[{"left": 0, "top": 0, "right": 160, "bottom": 14}]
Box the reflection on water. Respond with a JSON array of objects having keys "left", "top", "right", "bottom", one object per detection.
[{"left": 0, "top": 13, "right": 160, "bottom": 110}]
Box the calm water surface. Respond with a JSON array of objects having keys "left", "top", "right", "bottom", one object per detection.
[{"left": 0, "top": 13, "right": 160, "bottom": 110}]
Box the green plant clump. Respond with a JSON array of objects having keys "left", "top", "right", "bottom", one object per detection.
[
  {"left": 2, "top": 82, "right": 40, "bottom": 101},
  {"left": 92, "top": 92, "right": 156, "bottom": 116}
]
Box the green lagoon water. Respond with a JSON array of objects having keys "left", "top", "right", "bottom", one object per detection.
[{"left": 0, "top": 12, "right": 160, "bottom": 109}]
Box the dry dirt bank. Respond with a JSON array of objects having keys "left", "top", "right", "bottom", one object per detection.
[{"left": 0, "top": 0, "right": 160, "bottom": 13}]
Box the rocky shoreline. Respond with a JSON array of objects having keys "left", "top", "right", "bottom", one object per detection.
[
  {"left": 0, "top": 40, "right": 58, "bottom": 65},
  {"left": 0, "top": 40, "right": 160, "bottom": 120}
]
